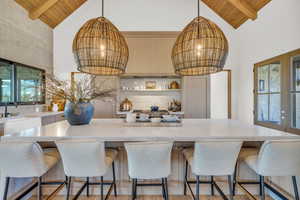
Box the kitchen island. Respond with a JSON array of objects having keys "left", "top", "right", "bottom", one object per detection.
[{"left": 1, "top": 119, "right": 299, "bottom": 198}]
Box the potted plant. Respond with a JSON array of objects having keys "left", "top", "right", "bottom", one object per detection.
[{"left": 45, "top": 74, "right": 115, "bottom": 125}]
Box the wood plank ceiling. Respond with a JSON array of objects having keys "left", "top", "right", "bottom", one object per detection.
[
  {"left": 14, "top": 0, "right": 271, "bottom": 29},
  {"left": 15, "top": 0, "right": 87, "bottom": 28}
]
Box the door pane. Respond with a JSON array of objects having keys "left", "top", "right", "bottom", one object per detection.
[
  {"left": 291, "top": 55, "right": 300, "bottom": 129},
  {"left": 292, "top": 56, "right": 300, "bottom": 91},
  {"left": 258, "top": 94, "right": 269, "bottom": 122},
  {"left": 0, "top": 62, "right": 13, "bottom": 102},
  {"left": 291, "top": 93, "right": 300, "bottom": 129},
  {"left": 270, "top": 63, "right": 281, "bottom": 92},
  {"left": 269, "top": 94, "right": 281, "bottom": 124},
  {"left": 258, "top": 65, "right": 269, "bottom": 93},
  {"left": 16, "top": 65, "right": 43, "bottom": 102}
]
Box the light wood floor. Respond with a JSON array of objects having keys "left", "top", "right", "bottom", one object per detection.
[{"left": 30, "top": 195, "right": 273, "bottom": 200}]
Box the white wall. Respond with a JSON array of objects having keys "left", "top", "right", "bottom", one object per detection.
[
  {"left": 236, "top": 0, "right": 300, "bottom": 197},
  {"left": 236, "top": 0, "right": 300, "bottom": 124},
  {"left": 0, "top": 0, "right": 53, "bottom": 72},
  {"left": 0, "top": 1, "right": 53, "bottom": 198},
  {"left": 53, "top": 0, "right": 240, "bottom": 119}
]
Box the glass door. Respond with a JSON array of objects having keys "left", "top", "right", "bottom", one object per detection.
[
  {"left": 287, "top": 52, "right": 300, "bottom": 134},
  {"left": 254, "top": 49, "right": 300, "bottom": 135}
]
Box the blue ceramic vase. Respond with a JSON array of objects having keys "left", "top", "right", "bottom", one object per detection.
[{"left": 64, "top": 102, "right": 94, "bottom": 125}]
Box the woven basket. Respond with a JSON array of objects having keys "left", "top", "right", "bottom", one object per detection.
[
  {"left": 172, "top": 16, "right": 228, "bottom": 76},
  {"left": 73, "top": 17, "right": 129, "bottom": 75}
]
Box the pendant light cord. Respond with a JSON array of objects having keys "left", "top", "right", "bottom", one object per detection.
[
  {"left": 198, "top": 0, "right": 200, "bottom": 18},
  {"left": 197, "top": 0, "right": 200, "bottom": 38},
  {"left": 101, "top": 0, "right": 104, "bottom": 17}
]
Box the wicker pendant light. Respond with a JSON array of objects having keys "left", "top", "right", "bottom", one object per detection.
[
  {"left": 171, "top": 0, "right": 228, "bottom": 76},
  {"left": 73, "top": 0, "right": 129, "bottom": 75}
]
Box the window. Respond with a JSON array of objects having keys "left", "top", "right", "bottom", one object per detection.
[
  {"left": 254, "top": 49, "right": 300, "bottom": 134},
  {"left": 0, "top": 61, "right": 14, "bottom": 102},
  {"left": 0, "top": 58, "right": 45, "bottom": 105}
]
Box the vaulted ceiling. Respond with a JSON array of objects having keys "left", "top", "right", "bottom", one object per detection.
[{"left": 15, "top": 0, "right": 271, "bottom": 29}]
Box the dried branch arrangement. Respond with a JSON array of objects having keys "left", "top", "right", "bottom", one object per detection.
[{"left": 45, "top": 74, "right": 115, "bottom": 104}]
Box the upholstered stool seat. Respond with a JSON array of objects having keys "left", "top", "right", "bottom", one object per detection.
[
  {"left": 238, "top": 148, "right": 259, "bottom": 161},
  {"left": 0, "top": 142, "right": 62, "bottom": 200},
  {"left": 105, "top": 149, "right": 118, "bottom": 166},
  {"left": 55, "top": 139, "right": 118, "bottom": 200},
  {"left": 182, "top": 148, "right": 193, "bottom": 165}
]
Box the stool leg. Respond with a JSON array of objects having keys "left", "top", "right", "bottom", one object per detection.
[
  {"left": 135, "top": 179, "right": 137, "bottom": 199},
  {"left": 38, "top": 176, "right": 42, "bottom": 200},
  {"left": 100, "top": 176, "right": 104, "bottom": 200},
  {"left": 66, "top": 176, "right": 71, "bottom": 200},
  {"left": 228, "top": 175, "right": 233, "bottom": 200},
  {"left": 86, "top": 177, "right": 89, "bottom": 197},
  {"left": 133, "top": 179, "right": 137, "bottom": 200},
  {"left": 211, "top": 176, "right": 215, "bottom": 196},
  {"left": 259, "top": 175, "right": 263, "bottom": 196},
  {"left": 184, "top": 160, "right": 188, "bottom": 195},
  {"left": 3, "top": 177, "right": 10, "bottom": 200},
  {"left": 164, "top": 178, "right": 169, "bottom": 200},
  {"left": 233, "top": 162, "right": 238, "bottom": 196},
  {"left": 112, "top": 161, "right": 117, "bottom": 196},
  {"left": 162, "top": 178, "right": 166, "bottom": 200},
  {"left": 132, "top": 179, "right": 135, "bottom": 200},
  {"left": 292, "top": 176, "right": 299, "bottom": 200},
  {"left": 260, "top": 176, "right": 265, "bottom": 200},
  {"left": 196, "top": 176, "right": 200, "bottom": 200}
]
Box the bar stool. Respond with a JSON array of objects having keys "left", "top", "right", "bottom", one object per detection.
[
  {"left": 0, "top": 141, "right": 61, "bottom": 200},
  {"left": 237, "top": 140, "right": 300, "bottom": 200},
  {"left": 232, "top": 147, "right": 260, "bottom": 195},
  {"left": 55, "top": 139, "right": 118, "bottom": 200},
  {"left": 124, "top": 141, "right": 173, "bottom": 200},
  {"left": 182, "top": 140, "right": 243, "bottom": 200}
]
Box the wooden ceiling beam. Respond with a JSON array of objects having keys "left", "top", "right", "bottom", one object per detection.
[
  {"left": 29, "top": 0, "right": 59, "bottom": 20},
  {"left": 225, "top": 0, "right": 257, "bottom": 20}
]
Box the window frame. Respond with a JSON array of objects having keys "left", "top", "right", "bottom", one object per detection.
[
  {"left": 254, "top": 49, "right": 300, "bottom": 135},
  {"left": 0, "top": 58, "right": 45, "bottom": 106}
]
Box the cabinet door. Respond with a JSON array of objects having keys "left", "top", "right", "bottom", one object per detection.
[
  {"left": 183, "top": 76, "right": 210, "bottom": 118},
  {"left": 210, "top": 71, "right": 229, "bottom": 119},
  {"left": 93, "top": 76, "right": 118, "bottom": 118}
]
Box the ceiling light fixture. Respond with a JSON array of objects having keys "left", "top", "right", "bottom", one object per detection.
[
  {"left": 72, "top": 0, "right": 129, "bottom": 75},
  {"left": 171, "top": 0, "right": 229, "bottom": 76}
]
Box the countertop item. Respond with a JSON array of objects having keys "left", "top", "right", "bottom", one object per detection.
[{"left": 1, "top": 119, "right": 299, "bottom": 142}]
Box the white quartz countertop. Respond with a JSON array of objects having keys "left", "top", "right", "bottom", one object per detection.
[
  {"left": 1, "top": 119, "right": 299, "bottom": 142},
  {"left": 0, "top": 111, "right": 64, "bottom": 124}
]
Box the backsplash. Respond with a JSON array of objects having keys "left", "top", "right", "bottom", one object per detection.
[
  {"left": 0, "top": 104, "right": 45, "bottom": 117},
  {"left": 124, "top": 95, "right": 180, "bottom": 110},
  {"left": 118, "top": 76, "right": 182, "bottom": 111}
]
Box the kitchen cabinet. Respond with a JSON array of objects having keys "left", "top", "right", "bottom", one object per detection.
[{"left": 182, "top": 76, "right": 210, "bottom": 118}]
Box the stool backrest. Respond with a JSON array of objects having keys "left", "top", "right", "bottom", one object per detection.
[
  {"left": 125, "top": 141, "right": 173, "bottom": 179},
  {"left": 0, "top": 142, "right": 47, "bottom": 177},
  {"left": 192, "top": 141, "right": 242, "bottom": 176},
  {"left": 257, "top": 140, "right": 300, "bottom": 176},
  {"left": 55, "top": 139, "right": 107, "bottom": 177}
]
